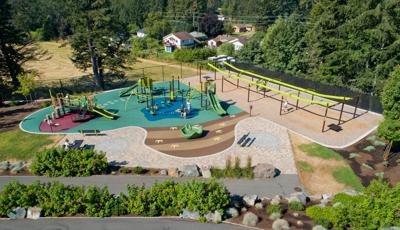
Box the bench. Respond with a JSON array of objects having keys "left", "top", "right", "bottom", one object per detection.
[{"left": 79, "top": 129, "right": 101, "bottom": 136}]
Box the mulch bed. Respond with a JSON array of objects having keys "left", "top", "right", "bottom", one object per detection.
[
  {"left": 0, "top": 103, "right": 42, "bottom": 132},
  {"left": 336, "top": 133, "right": 400, "bottom": 187}
]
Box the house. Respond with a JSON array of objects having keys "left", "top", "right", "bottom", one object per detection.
[
  {"left": 207, "top": 34, "right": 247, "bottom": 51},
  {"left": 233, "top": 24, "right": 255, "bottom": 33},
  {"left": 137, "top": 29, "right": 147, "bottom": 38},
  {"left": 190, "top": 31, "right": 208, "bottom": 41},
  {"left": 217, "top": 14, "right": 225, "bottom": 21},
  {"left": 163, "top": 32, "right": 198, "bottom": 53}
]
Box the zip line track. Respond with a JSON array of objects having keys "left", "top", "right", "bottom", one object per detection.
[
  {"left": 223, "top": 61, "right": 353, "bottom": 101},
  {"left": 208, "top": 63, "right": 337, "bottom": 107}
]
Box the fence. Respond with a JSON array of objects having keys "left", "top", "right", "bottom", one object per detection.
[{"left": 226, "top": 62, "right": 383, "bottom": 114}]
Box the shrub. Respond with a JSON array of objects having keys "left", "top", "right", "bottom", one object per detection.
[
  {"left": 173, "top": 48, "right": 217, "bottom": 62},
  {"left": 288, "top": 201, "right": 305, "bottom": 211},
  {"left": 266, "top": 204, "right": 282, "bottom": 214},
  {"left": 39, "top": 101, "right": 50, "bottom": 108},
  {"left": 132, "top": 166, "right": 145, "bottom": 174},
  {"left": 30, "top": 148, "right": 108, "bottom": 177},
  {"left": 120, "top": 168, "right": 131, "bottom": 174},
  {"left": 306, "top": 206, "right": 335, "bottom": 229}
]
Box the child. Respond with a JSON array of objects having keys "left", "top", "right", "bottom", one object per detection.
[
  {"left": 182, "top": 108, "right": 187, "bottom": 119},
  {"left": 63, "top": 139, "right": 73, "bottom": 151},
  {"left": 186, "top": 101, "right": 191, "bottom": 113}
]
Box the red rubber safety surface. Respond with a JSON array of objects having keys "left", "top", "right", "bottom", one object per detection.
[{"left": 39, "top": 113, "right": 94, "bottom": 132}]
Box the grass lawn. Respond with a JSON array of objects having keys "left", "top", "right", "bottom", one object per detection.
[
  {"left": 332, "top": 167, "right": 364, "bottom": 191},
  {"left": 297, "top": 160, "right": 314, "bottom": 173},
  {"left": 299, "top": 143, "right": 343, "bottom": 161},
  {"left": 0, "top": 129, "right": 59, "bottom": 161}
]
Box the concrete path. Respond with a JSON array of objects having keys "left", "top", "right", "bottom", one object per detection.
[
  {"left": 0, "top": 175, "right": 302, "bottom": 197},
  {"left": 0, "top": 217, "right": 252, "bottom": 230}
]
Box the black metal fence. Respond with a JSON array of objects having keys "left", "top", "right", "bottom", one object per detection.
[{"left": 226, "top": 62, "right": 383, "bottom": 114}]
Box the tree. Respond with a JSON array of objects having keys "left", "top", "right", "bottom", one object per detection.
[
  {"left": 67, "top": 0, "right": 129, "bottom": 89},
  {"left": 262, "top": 14, "right": 307, "bottom": 73},
  {"left": 223, "top": 23, "right": 234, "bottom": 35},
  {"left": 237, "top": 32, "right": 264, "bottom": 64},
  {"left": 144, "top": 12, "right": 172, "bottom": 40},
  {"left": 199, "top": 13, "right": 224, "bottom": 37},
  {"left": 0, "top": 0, "right": 25, "bottom": 87},
  {"left": 218, "top": 43, "right": 235, "bottom": 56},
  {"left": 14, "top": 72, "right": 36, "bottom": 102}
]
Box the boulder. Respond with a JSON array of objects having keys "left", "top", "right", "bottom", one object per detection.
[
  {"left": 321, "top": 194, "right": 332, "bottom": 200},
  {"left": 243, "top": 194, "right": 258, "bottom": 206},
  {"left": 167, "top": 168, "right": 179, "bottom": 177},
  {"left": 272, "top": 219, "right": 290, "bottom": 230},
  {"left": 10, "top": 162, "right": 24, "bottom": 174},
  {"left": 296, "top": 220, "right": 304, "bottom": 227},
  {"left": 312, "top": 225, "right": 327, "bottom": 230},
  {"left": 241, "top": 207, "right": 247, "bottom": 213},
  {"left": 159, "top": 169, "right": 168, "bottom": 176},
  {"left": 225, "top": 207, "right": 239, "bottom": 218},
  {"left": 181, "top": 165, "right": 201, "bottom": 177},
  {"left": 319, "top": 198, "right": 329, "bottom": 207},
  {"left": 271, "top": 195, "right": 281, "bottom": 205},
  {"left": 261, "top": 197, "right": 270, "bottom": 202},
  {"left": 180, "top": 209, "right": 200, "bottom": 220},
  {"left": 204, "top": 211, "right": 222, "bottom": 223},
  {"left": 254, "top": 202, "right": 264, "bottom": 209},
  {"left": 8, "top": 207, "right": 26, "bottom": 219},
  {"left": 201, "top": 165, "right": 212, "bottom": 179},
  {"left": 287, "top": 192, "right": 308, "bottom": 205},
  {"left": 253, "top": 163, "right": 276, "bottom": 179},
  {"left": 292, "top": 212, "right": 299, "bottom": 217},
  {"left": 242, "top": 212, "right": 259, "bottom": 227},
  {"left": 0, "top": 161, "right": 10, "bottom": 172},
  {"left": 27, "top": 207, "right": 42, "bottom": 220}
]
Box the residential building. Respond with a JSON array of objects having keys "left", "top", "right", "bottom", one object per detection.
[
  {"left": 207, "top": 35, "right": 247, "bottom": 51},
  {"left": 163, "top": 32, "right": 198, "bottom": 53},
  {"left": 233, "top": 24, "right": 255, "bottom": 33},
  {"left": 190, "top": 31, "right": 208, "bottom": 41},
  {"left": 137, "top": 29, "right": 147, "bottom": 38}
]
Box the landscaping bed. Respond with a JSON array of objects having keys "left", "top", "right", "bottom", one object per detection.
[{"left": 336, "top": 133, "right": 400, "bottom": 186}]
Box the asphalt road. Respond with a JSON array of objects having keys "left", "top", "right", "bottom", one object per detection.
[
  {"left": 0, "top": 217, "right": 252, "bottom": 230},
  {"left": 0, "top": 174, "right": 302, "bottom": 197}
]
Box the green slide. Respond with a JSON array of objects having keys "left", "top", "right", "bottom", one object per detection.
[
  {"left": 180, "top": 123, "right": 204, "bottom": 139},
  {"left": 120, "top": 83, "right": 138, "bottom": 97},
  {"left": 92, "top": 107, "right": 118, "bottom": 119},
  {"left": 207, "top": 91, "right": 227, "bottom": 116}
]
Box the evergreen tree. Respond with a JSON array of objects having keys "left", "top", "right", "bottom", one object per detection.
[
  {"left": 67, "top": 0, "right": 129, "bottom": 89},
  {"left": 237, "top": 32, "right": 264, "bottom": 64},
  {"left": 0, "top": 0, "right": 25, "bottom": 87}
]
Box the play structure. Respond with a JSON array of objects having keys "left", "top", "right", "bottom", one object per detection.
[
  {"left": 207, "top": 61, "right": 363, "bottom": 133},
  {"left": 180, "top": 123, "right": 204, "bottom": 139}
]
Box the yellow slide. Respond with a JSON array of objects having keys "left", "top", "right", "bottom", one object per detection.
[
  {"left": 208, "top": 63, "right": 337, "bottom": 107},
  {"left": 223, "top": 61, "right": 352, "bottom": 101}
]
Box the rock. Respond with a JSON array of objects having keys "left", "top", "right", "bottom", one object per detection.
[
  {"left": 241, "top": 207, "right": 247, "bottom": 213},
  {"left": 10, "top": 162, "right": 24, "bottom": 174},
  {"left": 204, "top": 210, "right": 222, "bottom": 223},
  {"left": 321, "top": 194, "right": 332, "bottom": 200},
  {"left": 167, "top": 168, "right": 179, "bottom": 177},
  {"left": 261, "top": 197, "right": 270, "bottom": 202},
  {"left": 242, "top": 212, "right": 259, "bottom": 227},
  {"left": 296, "top": 220, "right": 304, "bottom": 227},
  {"left": 230, "top": 196, "right": 242, "bottom": 209},
  {"left": 0, "top": 161, "right": 10, "bottom": 172},
  {"left": 349, "top": 153, "right": 360, "bottom": 159},
  {"left": 27, "top": 207, "right": 41, "bottom": 220},
  {"left": 319, "top": 199, "right": 329, "bottom": 207},
  {"left": 201, "top": 165, "right": 212, "bottom": 179},
  {"left": 159, "top": 169, "right": 168, "bottom": 176},
  {"left": 271, "top": 195, "right": 281, "bottom": 205},
  {"left": 292, "top": 212, "right": 299, "bottom": 217},
  {"left": 272, "top": 219, "right": 290, "bottom": 230},
  {"left": 342, "top": 189, "right": 362, "bottom": 196},
  {"left": 8, "top": 207, "right": 26, "bottom": 219},
  {"left": 180, "top": 209, "right": 200, "bottom": 220},
  {"left": 253, "top": 163, "right": 276, "bottom": 179},
  {"left": 181, "top": 165, "right": 201, "bottom": 177},
  {"left": 312, "top": 225, "right": 327, "bottom": 230},
  {"left": 243, "top": 194, "right": 258, "bottom": 206},
  {"left": 362, "top": 163, "right": 374, "bottom": 170},
  {"left": 226, "top": 207, "right": 239, "bottom": 218},
  {"left": 269, "top": 212, "right": 282, "bottom": 220},
  {"left": 287, "top": 192, "right": 308, "bottom": 205},
  {"left": 254, "top": 202, "right": 264, "bottom": 209}
]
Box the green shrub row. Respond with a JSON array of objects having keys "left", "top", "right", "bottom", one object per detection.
[
  {"left": 30, "top": 148, "right": 108, "bottom": 177},
  {"left": 0, "top": 180, "right": 230, "bottom": 218},
  {"left": 173, "top": 48, "right": 216, "bottom": 63},
  {"left": 306, "top": 180, "right": 400, "bottom": 230}
]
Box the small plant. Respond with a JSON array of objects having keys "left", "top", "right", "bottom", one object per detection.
[
  {"left": 232, "top": 157, "right": 242, "bottom": 178},
  {"left": 288, "top": 201, "right": 305, "bottom": 211},
  {"left": 366, "top": 135, "right": 377, "bottom": 142},
  {"left": 39, "top": 101, "right": 50, "bottom": 108},
  {"left": 224, "top": 157, "right": 233, "bottom": 178},
  {"left": 210, "top": 168, "right": 225, "bottom": 178},
  {"left": 349, "top": 153, "right": 360, "bottom": 159},
  {"left": 120, "top": 168, "right": 131, "bottom": 174},
  {"left": 373, "top": 140, "right": 386, "bottom": 147},
  {"left": 132, "top": 166, "right": 145, "bottom": 174},
  {"left": 266, "top": 204, "right": 282, "bottom": 214},
  {"left": 244, "top": 156, "right": 254, "bottom": 179},
  {"left": 363, "top": 145, "right": 376, "bottom": 152}
]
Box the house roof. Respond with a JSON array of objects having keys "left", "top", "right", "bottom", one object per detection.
[
  {"left": 190, "top": 31, "right": 207, "bottom": 39},
  {"left": 212, "top": 34, "right": 237, "bottom": 42},
  {"left": 171, "top": 32, "right": 195, "bottom": 40},
  {"left": 233, "top": 24, "right": 253, "bottom": 28}
]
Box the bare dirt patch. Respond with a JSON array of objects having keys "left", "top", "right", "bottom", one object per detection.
[
  {"left": 289, "top": 132, "right": 347, "bottom": 196},
  {"left": 0, "top": 103, "right": 42, "bottom": 132}
]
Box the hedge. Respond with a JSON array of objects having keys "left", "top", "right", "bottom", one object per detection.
[
  {"left": 0, "top": 180, "right": 230, "bottom": 218},
  {"left": 30, "top": 148, "right": 108, "bottom": 177},
  {"left": 173, "top": 48, "right": 216, "bottom": 62}
]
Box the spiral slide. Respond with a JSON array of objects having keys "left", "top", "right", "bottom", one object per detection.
[
  {"left": 223, "top": 61, "right": 352, "bottom": 101},
  {"left": 208, "top": 63, "right": 337, "bottom": 107}
]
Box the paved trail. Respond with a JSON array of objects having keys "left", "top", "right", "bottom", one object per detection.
[
  {"left": 0, "top": 175, "right": 301, "bottom": 197},
  {"left": 0, "top": 217, "right": 252, "bottom": 230}
]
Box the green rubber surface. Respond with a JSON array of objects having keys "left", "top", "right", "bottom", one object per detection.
[{"left": 20, "top": 81, "right": 243, "bottom": 134}]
